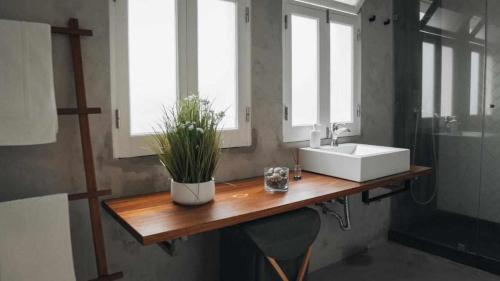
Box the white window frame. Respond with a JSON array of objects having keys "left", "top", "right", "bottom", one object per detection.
[
  {"left": 110, "top": 0, "right": 252, "bottom": 158},
  {"left": 283, "top": 1, "right": 361, "bottom": 142},
  {"left": 294, "top": 0, "right": 365, "bottom": 14},
  {"left": 330, "top": 12, "right": 362, "bottom": 136}
]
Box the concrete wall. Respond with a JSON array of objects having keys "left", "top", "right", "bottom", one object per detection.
[{"left": 0, "top": 0, "right": 393, "bottom": 280}]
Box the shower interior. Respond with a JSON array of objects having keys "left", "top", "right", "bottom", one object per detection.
[{"left": 390, "top": 0, "right": 500, "bottom": 274}]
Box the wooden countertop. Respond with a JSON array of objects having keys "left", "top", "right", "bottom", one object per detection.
[{"left": 103, "top": 166, "right": 431, "bottom": 246}]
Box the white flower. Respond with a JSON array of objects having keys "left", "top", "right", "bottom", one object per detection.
[
  {"left": 196, "top": 128, "right": 204, "bottom": 134},
  {"left": 188, "top": 124, "right": 194, "bottom": 131}
]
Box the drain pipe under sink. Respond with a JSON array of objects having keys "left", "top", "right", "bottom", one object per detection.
[{"left": 317, "top": 197, "right": 351, "bottom": 231}]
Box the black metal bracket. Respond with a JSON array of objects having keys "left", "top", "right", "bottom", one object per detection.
[
  {"left": 158, "top": 237, "right": 188, "bottom": 256},
  {"left": 362, "top": 179, "right": 414, "bottom": 204}
]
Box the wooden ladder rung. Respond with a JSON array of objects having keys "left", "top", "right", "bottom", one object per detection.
[
  {"left": 89, "top": 272, "right": 124, "bottom": 281},
  {"left": 68, "top": 189, "right": 112, "bottom": 201},
  {"left": 51, "top": 26, "right": 93, "bottom": 36},
  {"left": 57, "top": 107, "right": 101, "bottom": 115}
]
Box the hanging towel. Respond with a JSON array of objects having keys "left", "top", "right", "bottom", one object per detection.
[
  {"left": 0, "top": 194, "right": 77, "bottom": 281},
  {"left": 0, "top": 19, "right": 57, "bottom": 145}
]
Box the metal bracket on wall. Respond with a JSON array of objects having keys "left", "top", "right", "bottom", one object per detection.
[
  {"left": 362, "top": 179, "right": 415, "bottom": 205},
  {"left": 158, "top": 237, "right": 188, "bottom": 256}
]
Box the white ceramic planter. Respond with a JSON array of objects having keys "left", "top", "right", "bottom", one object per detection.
[{"left": 170, "top": 179, "right": 215, "bottom": 206}]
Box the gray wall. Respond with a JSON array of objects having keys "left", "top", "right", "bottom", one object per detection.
[{"left": 0, "top": 0, "right": 393, "bottom": 280}]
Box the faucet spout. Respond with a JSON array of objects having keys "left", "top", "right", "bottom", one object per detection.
[{"left": 329, "top": 123, "right": 351, "bottom": 146}]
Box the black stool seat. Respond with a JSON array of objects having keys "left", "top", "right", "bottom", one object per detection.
[
  {"left": 221, "top": 208, "right": 321, "bottom": 281},
  {"left": 242, "top": 208, "right": 321, "bottom": 260}
]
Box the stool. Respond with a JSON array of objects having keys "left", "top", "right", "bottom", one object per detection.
[{"left": 221, "top": 208, "right": 321, "bottom": 281}]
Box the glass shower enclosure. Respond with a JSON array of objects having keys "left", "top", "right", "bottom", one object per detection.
[{"left": 390, "top": 0, "right": 500, "bottom": 274}]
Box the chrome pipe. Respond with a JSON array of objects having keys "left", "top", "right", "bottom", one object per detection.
[{"left": 318, "top": 196, "right": 351, "bottom": 231}]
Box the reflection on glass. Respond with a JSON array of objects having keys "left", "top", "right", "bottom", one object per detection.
[
  {"left": 198, "top": 0, "right": 238, "bottom": 130},
  {"left": 129, "top": 0, "right": 177, "bottom": 135},
  {"left": 427, "top": 8, "right": 466, "bottom": 33},
  {"left": 470, "top": 51, "right": 480, "bottom": 115},
  {"left": 291, "top": 14, "right": 319, "bottom": 127},
  {"left": 335, "top": 0, "right": 362, "bottom": 6},
  {"left": 440, "top": 46, "right": 454, "bottom": 116},
  {"left": 419, "top": 0, "right": 431, "bottom": 20},
  {"left": 469, "top": 16, "right": 483, "bottom": 34},
  {"left": 422, "top": 42, "right": 435, "bottom": 118},
  {"left": 330, "top": 22, "right": 354, "bottom": 123},
  {"left": 476, "top": 25, "right": 486, "bottom": 40}
]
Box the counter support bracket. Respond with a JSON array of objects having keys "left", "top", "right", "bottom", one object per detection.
[
  {"left": 158, "top": 237, "right": 188, "bottom": 256},
  {"left": 362, "top": 179, "right": 415, "bottom": 205}
]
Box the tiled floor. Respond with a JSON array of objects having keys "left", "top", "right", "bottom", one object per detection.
[{"left": 309, "top": 242, "right": 500, "bottom": 281}]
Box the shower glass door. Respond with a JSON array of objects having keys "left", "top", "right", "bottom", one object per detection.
[
  {"left": 478, "top": 0, "right": 500, "bottom": 264},
  {"left": 418, "top": 0, "right": 485, "bottom": 254},
  {"left": 391, "top": 0, "right": 487, "bottom": 259}
]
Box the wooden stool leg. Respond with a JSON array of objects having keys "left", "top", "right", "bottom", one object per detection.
[
  {"left": 266, "top": 246, "right": 313, "bottom": 281},
  {"left": 266, "top": 256, "right": 290, "bottom": 281},
  {"left": 297, "top": 247, "right": 312, "bottom": 281}
]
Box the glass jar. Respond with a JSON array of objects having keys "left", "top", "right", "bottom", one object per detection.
[{"left": 264, "top": 167, "right": 289, "bottom": 192}]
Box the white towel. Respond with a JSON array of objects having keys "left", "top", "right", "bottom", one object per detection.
[
  {"left": 0, "top": 19, "right": 58, "bottom": 145},
  {"left": 0, "top": 194, "right": 77, "bottom": 281}
]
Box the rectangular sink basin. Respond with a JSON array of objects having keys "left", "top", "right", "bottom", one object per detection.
[{"left": 299, "top": 143, "right": 410, "bottom": 182}]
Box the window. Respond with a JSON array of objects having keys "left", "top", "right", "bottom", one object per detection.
[
  {"left": 421, "top": 42, "right": 435, "bottom": 118},
  {"left": 295, "top": 0, "right": 365, "bottom": 14},
  {"left": 420, "top": 41, "right": 455, "bottom": 118},
  {"left": 198, "top": 0, "right": 239, "bottom": 129},
  {"left": 283, "top": 1, "right": 361, "bottom": 142},
  {"left": 128, "top": 0, "right": 177, "bottom": 136},
  {"left": 110, "top": 0, "right": 251, "bottom": 158},
  {"left": 330, "top": 17, "right": 359, "bottom": 127},
  {"left": 470, "top": 51, "right": 480, "bottom": 116},
  {"left": 290, "top": 14, "right": 320, "bottom": 127},
  {"left": 440, "top": 46, "right": 454, "bottom": 117}
]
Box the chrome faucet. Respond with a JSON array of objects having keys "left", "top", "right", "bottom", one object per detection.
[
  {"left": 440, "top": 115, "right": 458, "bottom": 133},
  {"left": 444, "top": 115, "right": 458, "bottom": 128},
  {"left": 328, "top": 123, "right": 351, "bottom": 146}
]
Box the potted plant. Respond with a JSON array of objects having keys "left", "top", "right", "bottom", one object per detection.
[{"left": 152, "top": 95, "right": 224, "bottom": 205}]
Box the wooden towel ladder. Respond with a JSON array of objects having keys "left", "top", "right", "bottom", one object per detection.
[{"left": 52, "top": 18, "right": 123, "bottom": 281}]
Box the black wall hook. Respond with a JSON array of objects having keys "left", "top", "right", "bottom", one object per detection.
[
  {"left": 384, "top": 18, "right": 391, "bottom": 25},
  {"left": 369, "top": 15, "right": 376, "bottom": 22}
]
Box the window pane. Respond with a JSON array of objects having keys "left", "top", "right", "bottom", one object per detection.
[
  {"left": 128, "top": 0, "right": 177, "bottom": 135},
  {"left": 291, "top": 14, "right": 319, "bottom": 127},
  {"left": 198, "top": 0, "right": 237, "bottom": 130},
  {"left": 470, "top": 51, "right": 480, "bottom": 115},
  {"left": 440, "top": 46, "right": 454, "bottom": 116},
  {"left": 330, "top": 22, "right": 354, "bottom": 123},
  {"left": 422, "top": 42, "right": 435, "bottom": 118}
]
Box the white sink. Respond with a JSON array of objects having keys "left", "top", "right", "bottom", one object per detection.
[{"left": 299, "top": 143, "right": 410, "bottom": 182}]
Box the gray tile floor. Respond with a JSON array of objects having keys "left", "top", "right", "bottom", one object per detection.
[{"left": 310, "top": 242, "right": 500, "bottom": 281}]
